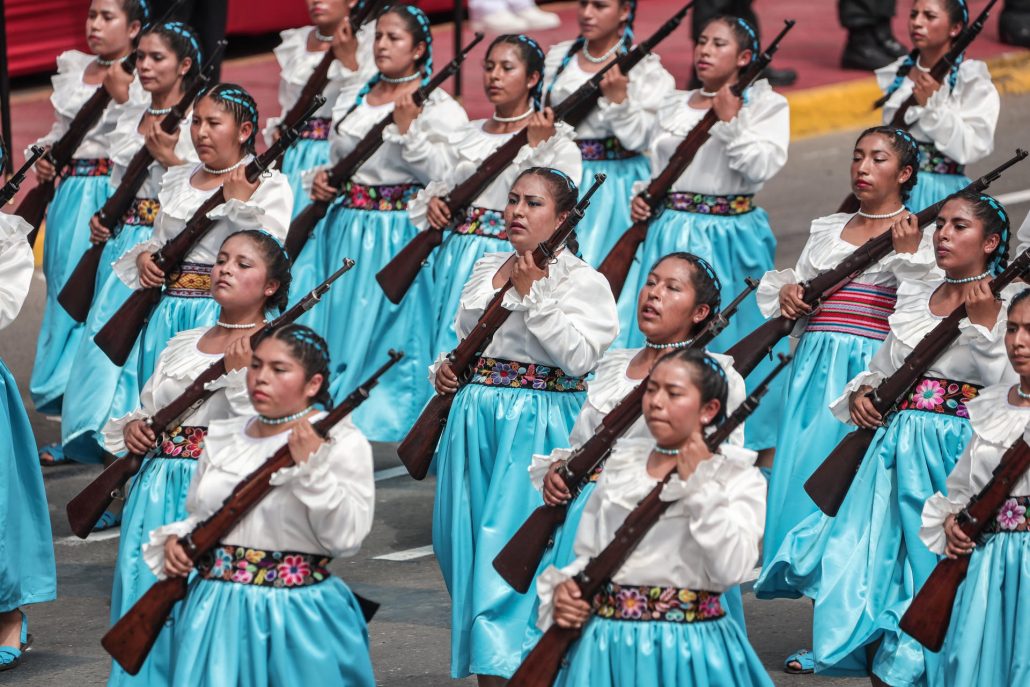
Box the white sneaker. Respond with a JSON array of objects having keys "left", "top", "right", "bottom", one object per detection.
[
  {"left": 470, "top": 8, "right": 530, "bottom": 33},
  {"left": 514, "top": 5, "right": 561, "bottom": 30}
]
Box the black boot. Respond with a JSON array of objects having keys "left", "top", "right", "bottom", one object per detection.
[
  {"left": 1001, "top": 0, "right": 1030, "bottom": 47},
  {"left": 842, "top": 26, "right": 899, "bottom": 70},
  {"left": 874, "top": 22, "right": 909, "bottom": 58}
]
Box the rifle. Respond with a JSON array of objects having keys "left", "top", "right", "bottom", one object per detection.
[
  {"left": 899, "top": 438, "right": 1030, "bottom": 651},
  {"left": 283, "top": 32, "right": 484, "bottom": 259},
  {"left": 726, "top": 150, "right": 1027, "bottom": 380},
  {"left": 102, "top": 349, "right": 403, "bottom": 675},
  {"left": 93, "top": 96, "right": 326, "bottom": 367},
  {"left": 597, "top": 20, "right": 796, "bottom": 298},
  {"left": 804, "top": 244, "right": 1030, "bottom": 517},
  {"left": 508, "top": 353, "right": 794, "bottom": 687},
  {"left": 397, "top": 174, "right": 607, "bottom": 480},
  {"left": 57, "top": 42, "right": 227, "bottom": 323},
  {"left": 65, "top": 259, "right": 355, "bottom": 539},
  {"left": 493, "top": 278, "right": 758, "bottom": 592},
  {"left": 0, "top": 146, "right": 45, "bottom": 205},
  {"left": 374, "top": 1, "right": 695, "bottom": 304}
]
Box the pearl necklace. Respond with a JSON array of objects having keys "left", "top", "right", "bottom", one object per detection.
[
  {"left": 147, "top": 106, "right": 173, "bottom": 116},
  {"left": 257, "top": 406, "right": 313, "bottom": 426},
  {"left": 583, "top": 40, "right": 621, "bottom": 64},
  {"left": 96, "top": 54, "right": 129, "bottom": 67},
  {"left": 915, "top": 57, "right": 932, "bottom": 73},
  {"left": 857, "top": 206, "right": 905, "bottom": 219},
  {"left": 314, "top": 28, "right": 334, "bottom": 43},
  {"left": 699, "top": 88, "right": 719, "bottom": 98},
  {"left": 492, "top": 107, "right": 534, "bottom": 123},
  {"left": 944, "top": 270, "right": 991, "bottom": 285},
  {"left": 1016, "top": 385, "right": 1030, "bottom": 401},
  {"left": 202, "top": 158, "right": 247, "bottom": 175},
  {"left": 381, "top": 72, "right": 419, "bottom": 84},
  {"left": 653, "top": 446, "right": 680, "bottom": 456},
  {"left": 645, "top": 338, "right": 693, "bottom": 350},
  {"left": 216, "top": 320, "right": 260, "bottom": 330}
]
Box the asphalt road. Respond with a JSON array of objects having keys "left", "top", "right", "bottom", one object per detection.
[{"left": 3, "top": 92, "right": 1029, "bottom": 686}]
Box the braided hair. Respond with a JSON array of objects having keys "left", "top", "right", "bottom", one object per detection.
[
  {"left": 1009, "top": 288, "right": 1030, "bottom": 313},
  {"left": 941, "top": 190, "right": 1010, "bottom": 275},
  {"left": 650, "top": 252, "right": 723, "bottom": 336},
  {"left": 220, "top": 230, "right": 293, "bottom": 314},
  {"left": 856, "top": 125, "right": 920, "bottom": 203},
  {"left": 143, "top": 21, "right": 203, "bottom": 91},
  {"left": 199, "top": 83, "right": 259, "bottom": 154},
  {"left": 258, "top": 324, "right": 334, "bottom": 410},
  {"left": 883, "top": 0, "right": 968, "bottom": 100},
  {"left": 651, "top": 347, "right": 729, "bottom": 425},
  {"left": 545, "top": 0, "right": 636, "bottom": 103},
  {"left": 488, "top": 34, "right": 547, "bottom": 112},
  {"left": 119, "top": 0, "right": 150, "bottom": 26},
  {"left": 513, "top": 166, "right": 581, "bottom": 255}
]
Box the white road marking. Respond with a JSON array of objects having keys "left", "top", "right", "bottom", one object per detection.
[
  {"left": 56, "top": 529, "right": 121, "bottom": 546},
  {"left": 374, "top": 545, "right": 435, "bottom": 561},
  {"left": 996, "top": 188, "right": 1030, "bottom": 206},
  {"left": 374, "top": 466, "right": 410, "bottom": 482}
]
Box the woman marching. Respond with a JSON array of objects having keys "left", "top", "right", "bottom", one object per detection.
[
  {"left": 145, "top": 325, "right": 376, "bottom": 687},
  {"left": 294, "top": 4, "right": 467, "bottom": 441},
  {"left": 875, "top": 0, "right": 999, "bottom": 210},
  {"left": 262, "top": 0, "right": 376, "bottom": 216},
  {"left": 541, "top": 0, "right": 673, "bottom": 265},
  {"left": 535, "top": 348, "right": 770, "bottom": 687},
  {"left": 401, "top": 33, "right": 582, "bottom": 357},
  {"left": 431, "top": 167, "right": 618, "bottom": 683},
  {"left": 59, "top": 21, "right": 203, "bottom": 471},
  {"left": 759, "top": 192, "right": 1018, "bottom": 685},
  {"left": 0, "top": 215, "right": 57, "bottom": 672},
  {"left": 114, "top": 83, "right": 292, "bottom": 389},
  {"left": 103, "top": 230, "right": 290, "bottom": 686},
  {"left": 918, "top": 290, "right": 1030, "bottom": 686},
  {"left": 29, "top": 0, "right": 148, "bottom": 422}
]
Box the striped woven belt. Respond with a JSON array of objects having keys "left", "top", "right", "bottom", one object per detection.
[
  {"left": 165, "top": 261, "right": 213, "bottom": 298},
  {"left": 576, "top": 136, "right": 639, "bottom": 161},
  {"left": 592, "top": 582, "right": 725, "bottom": 623},
  {"left": 121, "top": 197, "right": 160, "bottom": 226},
  {"left": 664, "top": 192, "right": 754, "bottom": 215},
  {"left": 156, "top": 425, "right": 206, "bottom": 459},
  {"left": 297, "top": 117, "right": 332, "bottom": 141},
  {"left": 453, "top": 206, "right": 506, "bottom": 240},
  {"left": 916, "top": 140, "right": 964, "bottom": 176},
  {"left": 896, "top": 376, "right": 981, "bottom": 418},
  {"left": 468, "top": 356, "right": 586, "bottom": 393},
  {"left": 338, "top": 181, "right": 422, "bottom": 211},
  {"left": 983, "top": 495, "right": 1030, "bottom": 534},
  {"left": 197, "top": 545, "right": 333, "bottom": 587},
  {"left": 806, "top": 282, "right": 897, "bottom": 341},
  {"left": 62, "top": 157, "right": 113, "bottom": 177}
]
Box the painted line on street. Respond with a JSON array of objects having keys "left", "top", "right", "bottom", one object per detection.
[
  {"left": 374, "top": 545, "right": 435, "bottom": 562},
  {"left": 56, "top": 529, "right": 121, "bottom": 546},
  {"left": 374, "top": 466, "right": 411, "bottom": 482},
  {"left": 996, "top": 188, "right": 1030, "bottom": 207}
]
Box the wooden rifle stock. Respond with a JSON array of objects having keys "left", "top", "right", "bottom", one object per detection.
[
  {"left": 598, "top": 20, "right": 796, "bottom": 298},
  {"left": 103, "top": 349, "right": 403, "bottom": 674},
  {"left": 398, "top": 176, "right": 607, "bottom": 479},
  {"left": 0, "top": 145, "right": 44, "bottom": 205},
  {"left": 93, "top": 96, "right": 326, "bottom": 366},
  {"left": 899, "top": 439, "right": 1030, "bottom": 650},
  {"left": 510, "top": 354, "right": 793, "bottom": 686},
  {"left": 493, "top": 279, "right": 759, "bottom": 591}
]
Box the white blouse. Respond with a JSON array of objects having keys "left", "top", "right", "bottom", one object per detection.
[
  {"left": 261, "top": 24, "right": 376, "bottom": 147},
  {"left": 0, "top": 214, "right": 34, "bottom": 330},
  {"left": 29, "top": 50, "right": 147, "bottom": 160},
  {"left": 542, "top": 41, "right": 674, "bottom": 144},
  {"left": 920, "top": 383, "right": 1030, "bottom": 554},
  {"left": 106, "top": 103, "right": 199, "bottom": 199},
  {"left": 1015, "top": 210, "right": 1030, "bottom": 258},
  {"left": 756, "top": 213, "right": 940, "bottom": 318},
  {"left": 535, "top": 438, "right": 765, "bottom": 631},
  {"left": 617, "top": 80, "right": 789, "bottom": 197},
  {"left": 875, "top": 56, "right": 999, "bottom": 164},
  {"left": 113, "top": 162, "right": 293, "bottom": 288},
  {"left": 102, "top": 327, "right": 254, "bottom": 454},
  {"left": 433, "top": 250, "right": 619, "bottom": 377},
  {"left": 830, "top": 277, "right": 1020, "bottom": 423},
  {"left": 142, "top": 413, "right": 375, "bottom": 577},
  {"left": 403, "top": 120, "right": 583, "bottom": 230}
]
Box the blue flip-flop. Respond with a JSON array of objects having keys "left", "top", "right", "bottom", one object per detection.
[
  {"left": 784, "top": 648, "right": 814, "bottom": 674},
  {"left": 0, "top": 612, "right": 32, "bottom": 672},
  {"left": 38, "top": 443, "right": 68, "bottom": 466},
  {"left": 92, "top": 510, "right": 122, "bottom": 532}
]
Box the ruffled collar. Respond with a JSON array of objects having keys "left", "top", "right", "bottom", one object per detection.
[
  {"left": 204, "top": 412, "right": 332, "bottom": 473},
  {"left": 587, "top": 348, "right": 642, "bottom": 413},
  {"left": 657, "top": 79, "right": 773, "bottom": 136},
  {"left": 156, "top": 163, "right": 219, "bottom": 219},
  {"left": 51, "top": 50, "right": 99, "bottom": 106},
  {"left": 157, "top": 326, "right": 222, "bottom": 382},
  {"left": 465, "top": 249, "right": 582, "bottom": 300},
  {"left": 966, "top": 383, "right": 1030, "bottom": 446},
  {"left": 332, "top": 88, "right": 451, "bottom": 139}
]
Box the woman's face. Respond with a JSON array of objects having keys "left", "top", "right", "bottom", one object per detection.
[
  {"left": 694, "top": 20, "right": 751, "bottom": 86},
  {"left": 637, "top": 259, "right": 709, "bottom": 343},
  {"left": 248, "top": 338, "right": 323, "bottom": 417},
  {"left": 909, "top": 0, "right": 963, "bottom": 52},
  {"left": 307, "top": 0, "right": 348, "bottom": 26},
  {"left": 932, "top": 198, "right": 998, "bottom": 275},
  {"left": 86, "top": 0, "right": 140, "bottom": 57},
  {"left": 1005, "top": 299, "right": 1030, "bottom": 379},
  {"left": 504, "top": 175, "right": 568, "bottom": 255},
  {"left": 136, "top": 33, "right": 189, "bottom": 96},
  {"left": 482, "top": 43, "right": 537, "bottom": 108},
  {"left": 373, "top": 12, "right": 424, "bottom": 78},
  {"left": 643, "top": 360, "right": 720, "bottom": 447},
  {"left": 210, "top": 235, "right": 279, "bottom": 312},
  {"left": 850, "top": 133, "right": 910, "bottom": 204},
  {"left": 191, "top": 96, "right": 251, "bottom": 166},
  {"left": 577, "top": 0, "right": 628, "bottom": 43}
]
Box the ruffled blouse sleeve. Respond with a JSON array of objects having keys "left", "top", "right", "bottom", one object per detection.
[
  {"left": 599, "top": 51, "right": 676, "bottom": 153},
  {"left": 382, "top": 91, "right": 471, "bottom": 184},
  {"left": 0, "top": 215, "right": 34, "bottom": 330},
  {"left": 707, "top": 80, "right": 789, "bottom": 185}
]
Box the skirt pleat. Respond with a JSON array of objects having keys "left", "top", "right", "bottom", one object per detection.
[
  {"left": 280, "top": 139, "right": 330, "bottom": 220},
  {"left": 576, "top": 156, "right": 650, "bottom": 267}
]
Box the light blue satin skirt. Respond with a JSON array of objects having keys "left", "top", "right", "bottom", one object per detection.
[
  {"left": 169, "top": 576, "right": 375, "bottom": 687},
  {"left": 432, "top": 382, "right": 585, "bottom": 679},
  {"left": 107, "top": 456, "right": 197, "bottom": 687},
  {"left": 0, "top": 359, "right": 56, "bottom": 612},
  {"left": 757, "top": 409, "right": 971, "bottom": 682},
  {"left": 136, "top": 294, "right": 219, "bottom": 397},
  {"left": 908, "top": 171, "right": 969, "bottom": 214},
  {"left": 30, "top": 174, "right": 112, "bottom": 413},
  {"left": 576, "top": 156, "right": 650, "bottom": 267},
  {"left": 280, "top": 138, "right": 329, "bottom": 220},
  {"left": 554, "top": 614, "right": 773, "bottom": 687}
]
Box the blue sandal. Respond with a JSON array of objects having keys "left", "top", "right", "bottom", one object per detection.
[
  {"left": 0, "top": 612, "right": 31, "bottom": 672},
  {"left": 38, "top": 443, "right": 68, "bottom": 466},
  {"left": 784, "top": 648, "right": 814, "bottom": 674},
  {"left": 92, "top": 510, "right": 122, "bottom": 532}
]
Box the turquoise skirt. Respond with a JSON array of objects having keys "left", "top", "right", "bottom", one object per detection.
[
  {"left": 576, "top": 155, "right": 650, "bottom": 267},
  {"left": 31, "top": 173, "right": 113, "bottom": 413},
  {"left": 758, "top": 408, "right": 971, "bottom": 682},
  {"left": 908, "top": 171, "right": 969, "bottom": 213},
  {"left": 432, "top": 381, "right": 585, "bottom": 678},
  {"left": 554, "top": 614, "right": 772, "bottom": 687},
  {"left": 280, "top": 138, "right": 329, "bottom": 220},
  {"left": 0, "top": 359, "right": 56, "bottom": 612},
  {"left": 170, "top": 575, "right": 374, "bottom": 687},
  {"left": 107, "top": 455, "right": 197, "bottom": 687},
  {"left": 137, "top": 292, "right": 219, "bottom": 396}
]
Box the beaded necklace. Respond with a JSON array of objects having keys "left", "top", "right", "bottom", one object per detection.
[{"left": 258, "top": 406, "right": 313, "bottom": 426}]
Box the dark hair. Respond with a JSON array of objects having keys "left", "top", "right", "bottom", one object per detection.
[
  {"left": 143, "top": 21, "right": 203, "bottom": 91},
  {"left": 1009, "top": 288, "right": 1030, "bottom": 313},
  {"left": 119, "top": 0, "right": 150, "bottom": 26},
  {"left": 699, "top": 15, "right": 759, "bottom": 71},
  {"left": 488, "top": 34, "right": 546, "bottom": 111},
  {"left": 258, "top": 324, "right": 333, "bottom": 410},
  {"left": 546, "top": 0, "right": 636, "bottom": 103},
  {"left": 651, "top": 347, "right": 729, "bottom": 425},
  {"left": 198, "top": 83, "right": 259, "bottom": 153},
  {"left": 856, "top": 125, "right": 920, "bottom": 202},
  {"left": 942, "top": 190, "right": 1010, "bottom": 275},
  {"left": 221, "top": 230, "right": 292, "bottom": 313},
  {"left": 649, "top": 252, "right": 723, "bottom": 336},
  {"left": 884, "top": 1, "right": 968, "bottom": 100},
  {"left": 513, "top": 166, "right": 580, "bottom": 254}
]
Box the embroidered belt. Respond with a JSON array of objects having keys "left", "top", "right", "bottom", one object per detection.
[
  {"left": 197, "top": 545, "right": 333, "bottom": 587},
  {"left": 62, "top": 157, "right": 113, "bottom": 178},
  {"left": 916, "top": 140, "right": 964, "bottom": 176},
  {"left": 664, "top": 192, "right": 754, "bottom": 216},
  {"left": 983, "top": 495, "right": 1030, "bottom": 534},
  {"left": 896, "top": 376, "right": 981, "bottom": 418},
  {"left": 468, "top": 357, "right": 586, "bottom": 393},
  {"left": 592, "top": 582, "right": 725, "bottom": 623},
  {"left": 156, "top": 425, "right": 206, "bottom": 459},
  {"left": 806, "top": 282, "right": 897, "bottom": 341},
  {"left": 121, "top": 197, "right": 161, "bottom": 226},
  {"left": 453, "top": 206, "right": 506, "bottom": 240},
  {"left": 338, "top": 181, "right": 422, "bottom": 211},
  {"left": 297, "top": 117, "right": 332, "bottom": 141},
  {"left": 576, "top": 136, "right": 639, "bottom": 161},
  {"left": 165, "top": 261, "right": 213, "bottom": 298}
]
